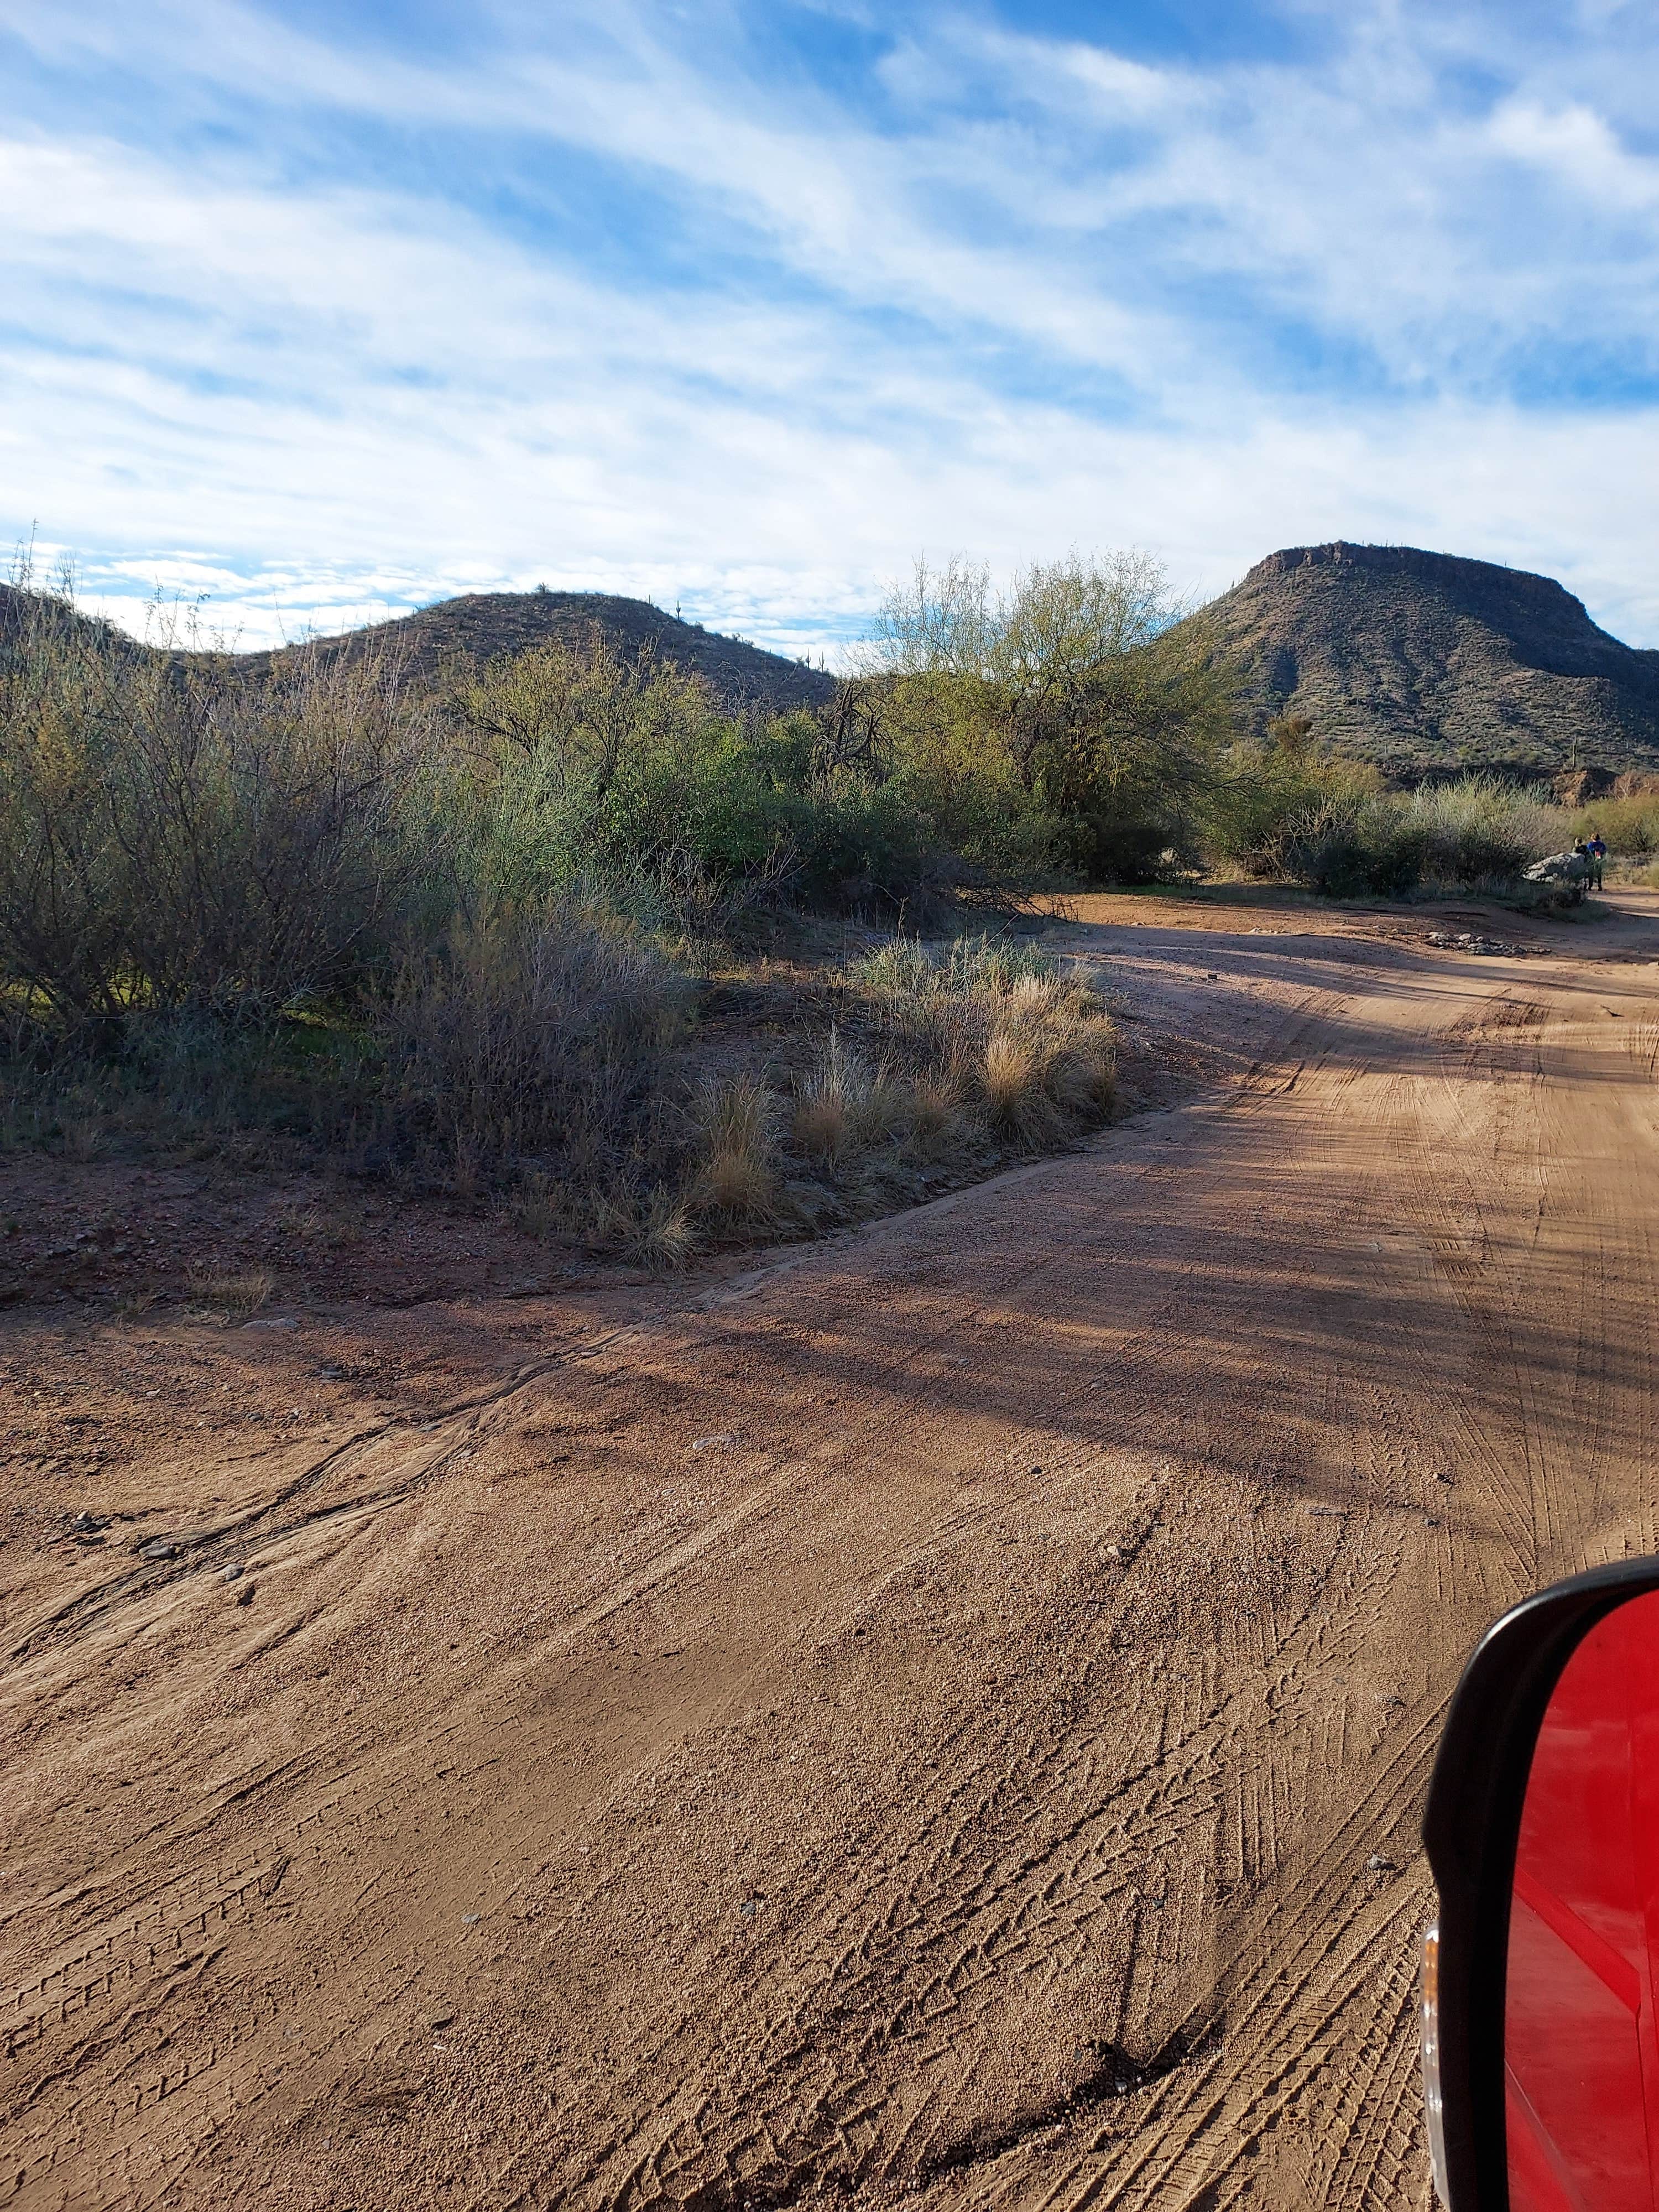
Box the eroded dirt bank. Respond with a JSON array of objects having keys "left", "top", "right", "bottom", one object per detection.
[{"left": 7, "top": 894, "right": 1659, "bottom": 2210}]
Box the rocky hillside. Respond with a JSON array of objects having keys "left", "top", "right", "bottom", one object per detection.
[
  {"left": 249, "top": 590, "right": 838, "bottom": 714},
  {"left": 0, "top": 583, "right": 838, "bottom": 717},
  {"left": 1193, "top": 542, "right": 1659, "bottom": 781}
]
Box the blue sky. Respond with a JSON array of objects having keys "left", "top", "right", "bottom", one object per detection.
[{"left": 2, "top": 0, "right": 1657, "bottom": 655}]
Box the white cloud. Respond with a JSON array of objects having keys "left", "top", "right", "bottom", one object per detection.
[
  {"left": 1488, "top": 97, "right": 1659, "bottom": 212},
  {"left": 2, "top": 0, "right": 1658, "bottom": 653}
]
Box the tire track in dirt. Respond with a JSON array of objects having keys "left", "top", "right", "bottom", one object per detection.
[
  {"left": 874, "top": 952, "right": 1659, "bottom": 2212},
  {"left": 6, "top": 919, "right": 1659, "bottom": 2210}
]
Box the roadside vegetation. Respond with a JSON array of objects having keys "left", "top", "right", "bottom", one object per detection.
[
  {"left": 0, "top": 550, "right": 1603, "bottom": 1262},
  {"left": 0, "top": 570, "right": 1126, "bottom": 1255},
  {"left": 1557, "top": 780, "right": 1659, "bottom": 881},
  {"left": 1202, "top": 717, "right": 1573, "bottom": 897}
]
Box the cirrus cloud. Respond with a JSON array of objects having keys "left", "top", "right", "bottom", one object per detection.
[{"left": 1, "top": 0, "right": 1656, "bottom": 653}]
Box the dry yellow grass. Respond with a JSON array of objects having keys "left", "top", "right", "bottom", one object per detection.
[
  {"left": 982, "top": 1027, "right": 1045, "bottom": 1134},
  {"left": 698, "top": 1147, "right": 778, "bottom": 1217},
  {"left": 792, "top": 1029, "right": 924, "bottom": 1165},
  {"left": 909, "top": 1073, "right": 960, "bottom": 1139},
  {"left": 792, "top": 1092, "right": 850, "bottom": 1160},
  {"left": 794, "top": 935, "right": 1118, "bottom": 1181},
  {"left": 633, "top": 1191, "right": 697, "bottom": 1269},
  {"left": 1046, "top": 1035, "right": 1115, "bottom": 1117},
  {"left": 691, "top": 1071, "right": 781, "bottom": 1224},
  {"left": 980, "top": 1011, "right": 1115, "bottom": 1144},
  {"left": 185, "top": 1266, "right": 275, "bottom": 1319}
]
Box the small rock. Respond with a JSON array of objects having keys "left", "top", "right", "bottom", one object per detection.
[
  {"left": 1367, "top": 1854, "right": 1397, "bottom": 1872},
  {"left": 461, "top": 1913, "right": 481, "bottom": 1926},
  {"left": 71, "top": 1511, "right": 108, "bottom": 1533},
  {"left": 236, "top": 1583, "right": 255, "bottom": 1606},
  {"left": 427, "top": 2007, "right": 455, "bottom": 2030},
  {"left": 74, "top": 1532, "right": 107, "bottom": 1547},
  {"left": 222, "top": 1564, "right": 244, "bottom": 1582},
  {"left": 243, "top": 1316, "right": 298, "bottom": 1331},
  {"left": 691, "top": 1432, "right": 738, "bottom": 1453},
  {"left": 139, "top": 1539, "right": 178, "bottom": 1561}
]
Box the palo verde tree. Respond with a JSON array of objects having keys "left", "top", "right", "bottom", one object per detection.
[{"left": 863, "top": 550, "right": 1237, "bottom": 880}]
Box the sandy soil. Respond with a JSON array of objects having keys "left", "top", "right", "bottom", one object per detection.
[{"left": 6, "top": 890, "right": 1659, "bottom": 2210}]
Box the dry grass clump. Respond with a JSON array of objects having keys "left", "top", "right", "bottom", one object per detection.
[
  {"left": 666, "top": 931, "right": 1118, "bottom": 1254},
  {"left": 909, "top": 1072, "right": 959, "bottom": 1139},
  {"left": 792, "top": 1088, "right": 850, "bottom": 1161},
  {"left": 982, "top": 1028, "right": 1043, "bottom": 1134},
  {"left": 185, "top": 1266, "right": 275, "bottom": 1319},
  {"left": 632, "top": 1188, "right": 698, "bottom": 1269},
  {"left": 790, "top": 1029, "right": 911, "bottom": 1161},
  {"left": 688, "top": 1069, "right": 782, "bottom": 1227},
  {"left": 847, "top": 933, "right": 1115, "bottom": 1151},
  {"left": 677, "top": 928, "right": 1117, "bottom": 1254},
  {"left": 980, "top": 995, "right": 1115, "bottom": 1144}
]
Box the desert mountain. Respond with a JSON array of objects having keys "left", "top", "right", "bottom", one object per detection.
[
  {"left": 0, "top": 581, "right": 143, "bottom": 661},
  {"left": 251, "top": 591, "right": 838, "bottom": 714},
  {"left": 1192, "top": 542, "right": 1659, "bottom": 781},
  {"left": 0, "top": 583, "right": 838, "bottom": 717}
]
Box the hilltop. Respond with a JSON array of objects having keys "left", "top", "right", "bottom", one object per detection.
[
  {"left": 15, "top": 552, "right": 1659, "bottom": 782},
  {"left": 0, "top": 583, "right": 838, "bottom": 717},
  {"left": 246, "top": 589, "right": 839, "bottom": 714},
  {"left": 1192, "top": 542, "right": 1659, "bottom": 782}
]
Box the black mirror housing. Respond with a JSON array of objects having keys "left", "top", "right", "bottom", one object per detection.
[{"left": 1422, "top": 1557, "right": 1659, "bottom": 2210}]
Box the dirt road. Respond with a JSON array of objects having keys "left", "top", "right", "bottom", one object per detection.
[{"left": 7, "top": 895, "right": 1659, "bottom": 2210}]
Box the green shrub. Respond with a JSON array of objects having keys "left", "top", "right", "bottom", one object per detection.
[
  {"left": 441, "top": 638, "right": 1007, "bottom": 925},
  {"left": 376, "top": 901, "right": 690, "bottom": 1190},
  {"left": 1272, "top": 778, "right": 1562, "bottom": 896},
  {"left": 1566, "top": 791, "right": 1659, "bottom": 858},
  {"left": 863, "top": 555, "right": 1236, "bottom": 886},
  {"left": 0, "top": 592, "right": 427, "bottom": 1016},
  {"left": 1201, "top": 719, "right": 1382, "bottom": 877}
]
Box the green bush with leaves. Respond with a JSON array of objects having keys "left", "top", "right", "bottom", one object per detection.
[
  {"left": 1565, "top": 787, "right": 1659, "bottom": 859},
  {"left": 1270, "top": 776, "right": 1563, "bottom": 897},
  {"left": 439, "top": 627, "right": 1046, "bottom": 924},
  {"left": 862, "top": 551, "right": 1237, "bottom": 881},
  {"left": 1201, "top": 715, "right": 1379, "bottom": 876}
]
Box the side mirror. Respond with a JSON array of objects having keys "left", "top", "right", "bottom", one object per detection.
[{"left": 1422, "top": 1558, "right": 1659, "bottom": 2209}]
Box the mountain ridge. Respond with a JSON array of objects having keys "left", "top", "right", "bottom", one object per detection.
[
  {"left": 1190, "top": 541, "right": 1659, "bottom": 781},
  {"left": 244, "top": 589, "right": 839, "bottom": 713},
  {"left": 0, "top": 583, "right": 838, "bottom": 718},
  {"left": 12, "top": 550, "right": 1659, "bottom": 778}
]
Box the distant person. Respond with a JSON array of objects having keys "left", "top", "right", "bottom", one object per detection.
[{"left": 1587, "top": 831, "right": 1607, "bottom": 889}]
